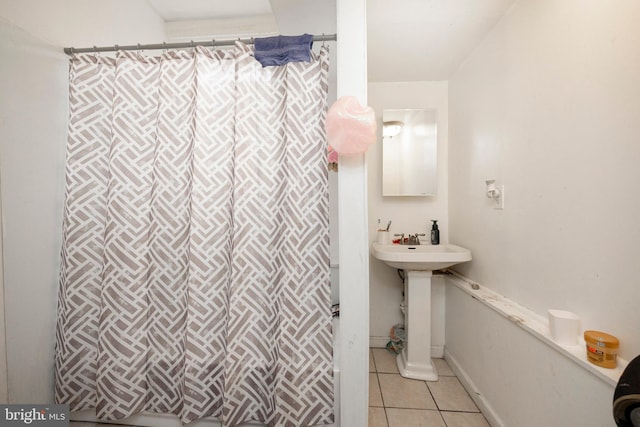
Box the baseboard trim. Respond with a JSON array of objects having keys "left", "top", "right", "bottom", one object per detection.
[
  {"left": 369, "top": 336, "right": 388, "bottom": 348},
  {"left": 444, "top": 349, "right": 505, "bottom": 427},
  {"left": 369, "top": 336, "right": 444, "bottom": 359}
]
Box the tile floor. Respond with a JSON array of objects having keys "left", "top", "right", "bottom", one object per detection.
[{"left": 369, "top": 348, "right": 491, "bottom": 427}]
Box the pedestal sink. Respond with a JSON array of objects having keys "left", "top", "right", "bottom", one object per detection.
[{"left": 372, "top": 243, "right": 472, "bottom": 381}]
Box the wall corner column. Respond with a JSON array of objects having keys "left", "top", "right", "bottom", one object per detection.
[{"left": 336, "top": 0, "right": 369, "bottom": 425}]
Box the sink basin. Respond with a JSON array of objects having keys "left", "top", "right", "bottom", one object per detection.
[
  {"left": 371, "top": 242, "right": 472, "bottom": 381},
  {"left": 371, "top": 243, "right": 472, "bottom": 271}
]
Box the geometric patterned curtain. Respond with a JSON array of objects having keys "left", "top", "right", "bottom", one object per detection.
[{"left": 54, "top": 42, "right": 332, "bottom": 427}]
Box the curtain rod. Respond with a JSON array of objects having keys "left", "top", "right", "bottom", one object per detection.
[{"left": 63, "top": 33, "right": 337, "bottom": 55}]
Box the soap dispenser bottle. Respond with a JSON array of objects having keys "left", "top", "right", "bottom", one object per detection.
[{"left": 430, "top": 220, "right": 440, "bottom": 245}]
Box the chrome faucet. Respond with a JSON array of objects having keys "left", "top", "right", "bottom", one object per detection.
[
  {"left": 394, "top": 233, "right": 426, "bottom": 245},
  {"left": 408, "top": 233, "right": 426, "bottom": 245}
]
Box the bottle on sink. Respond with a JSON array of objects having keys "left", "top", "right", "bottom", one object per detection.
[{"left": 430, "top": 220, "right": 440, "bottom": 245}]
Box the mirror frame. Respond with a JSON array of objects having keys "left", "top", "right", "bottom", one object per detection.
[{"left": 382, "top": 108, "right": 438, "bottom": 196}]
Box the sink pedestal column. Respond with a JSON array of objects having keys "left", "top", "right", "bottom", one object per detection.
[{"left": 397, "top": 270, "right": 438, "bottom": 381}]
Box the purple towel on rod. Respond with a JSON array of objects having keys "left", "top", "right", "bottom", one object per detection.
[{"left": 254, "top": 34, "right": 314, "bottom": 67}]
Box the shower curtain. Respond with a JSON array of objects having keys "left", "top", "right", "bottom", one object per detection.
[{"left": 54, "top": 42, "right": 332, "bottom": 427}]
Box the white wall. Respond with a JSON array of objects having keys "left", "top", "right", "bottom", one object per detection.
[
  {"left": 367, "top": 82, "right": 448, "bottom": 347},
  {"left": 449, "top": 0, "right": 640, "bottom": 363},
  {"left": 0, "top": 18, "right": 69, "bottom": 404},
  {"left": 445, "top": 284, "right": 615, "bottom": 427},
  {"left": 337, "top": 0, "right": 369, "bottom": 425},
  {"left": 0, "top": 0, "right": 165, "bottom": 47},
  {"left": 0, "top": 0, "right": 165, "bottom": 403},
  {"left": 448, "top": 0, "right": 640, "bottom": 424},
  {"left": 0, "top": 173, "right": 6, "bottom": 403}
]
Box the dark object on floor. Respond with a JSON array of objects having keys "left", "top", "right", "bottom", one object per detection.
[
  {"left": 387, "top": 323, "right": 405, "bottom": 354},
  {"left": 613, "top": 354, "right": 640, "bottom": 426}
]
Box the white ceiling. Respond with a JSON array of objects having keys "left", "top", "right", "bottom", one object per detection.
[
  {"left": 368, "top": 0, "right": 515, "bottom": 81},
  {"left": 146, "top": 0, "right": 515, "bottom": 81},
  {"left": 147, "top": 0, "right": 273, "bottom": 21}
]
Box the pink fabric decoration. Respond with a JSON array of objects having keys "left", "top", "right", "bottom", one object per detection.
[
  {"left": 325, "top": 96, "right": 376, "bottom": 156},
  {"left": 327, "top": 145, "right": 339, "bottom": 163}
]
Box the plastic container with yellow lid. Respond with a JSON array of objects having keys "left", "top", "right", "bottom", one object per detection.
[{"left": 584, "top": 330, "right": 619, "bottom": 369}]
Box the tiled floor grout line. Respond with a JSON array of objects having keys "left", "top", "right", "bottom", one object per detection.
[
  {"left": 371, "top": 350, "right": 388, "bottom": 425},
  {"left": 371, "top": 347, "right": 492, "bottom": 427},
  {"left": 424, "top": 379, "right": 441, "bottom": 412},
  {"left": 381, "top": 374, "right": 391, "bottom": 427}
]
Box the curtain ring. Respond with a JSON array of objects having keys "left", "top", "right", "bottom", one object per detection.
[
  {"left": 322, "top": 33, "right": 326, "bottom": 48},
  {"left": 162, "top": 42, "right": 167, "bottom": 54},
  {"left": 114, "top": 44, "right": 119, "bottom": 52}
]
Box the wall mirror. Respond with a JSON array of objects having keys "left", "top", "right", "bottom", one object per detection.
[{"left": 382, "top": 109, "right": 437, "bottom": 196}]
